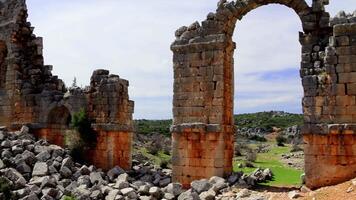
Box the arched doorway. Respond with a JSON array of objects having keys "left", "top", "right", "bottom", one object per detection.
[
  {"left": 44, "top": 105, "right": 72, "bottom": 146},
  {"left": 171, "top": 0, "right": 332, "bottom": 188},
  {"left": 0, "top": 41, "right": 7, "bottom": 89},
  {"left": 48, "top": 106, "right": 72, "bottom": 128}
]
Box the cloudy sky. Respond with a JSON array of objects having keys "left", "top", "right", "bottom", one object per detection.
[{"left": 26, "top": 0, "right": 356, "bottom": 119}]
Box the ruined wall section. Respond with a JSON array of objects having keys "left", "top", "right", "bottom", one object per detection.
[
  {"left": 171, "top": 0, "right": 333, "bottom": 188},
  {"left": 0, "top": 0, "right": 65, "bottom": 127},
  {"left": 304, "top": 12, "right": 356, "bottom": 189},
  {"left": 88, "top": 69, "right": 134, "bottom": 129},
  {"left": 0, "top": 0, "right": 134, "bottom": 170}
]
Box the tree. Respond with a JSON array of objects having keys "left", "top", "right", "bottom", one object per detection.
[{"left": 71, "top": 77, "right": 77, "bottom": 88}]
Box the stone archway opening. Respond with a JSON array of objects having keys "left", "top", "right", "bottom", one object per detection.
[
  {"left": 0, "top": 40, "right": 8, "bottom": 90},
  {"left": 48, "top": 106, "right": 72, "bottom": 129},
  {"left": 233, "top": 4, "right": 304, "bottom": 115},
  {"left": 231, "top": 4, "right": 305, "bottom": 185},
  {"left": 40, "top": 105, "right": 73, "bottom": 146}
]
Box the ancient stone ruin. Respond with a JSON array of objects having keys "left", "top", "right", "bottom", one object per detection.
[
  {"left": 0, "top": 0, "right": 134, "bottom": 170},
  {"left": 1, "top": 0, "right": 356, "bottom": 193},
  {"left": 171, "top": 0, "right": 356, "bottom": 189}
]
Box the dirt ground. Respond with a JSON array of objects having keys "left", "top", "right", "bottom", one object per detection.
[{"left": 265, "top": 178, "right": 356, "bottom": 200}]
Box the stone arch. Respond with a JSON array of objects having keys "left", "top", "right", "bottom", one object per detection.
[
  {"left": 171, "top": 0, "right": 332, "bottom": 188},
  {"left": 0, "top": 40, "right": 8, "bottom": 89},
  {"left": 47, "top": 105, "right": 72, "bottom": 128}
]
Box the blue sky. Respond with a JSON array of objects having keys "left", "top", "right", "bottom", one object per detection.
[{"left": 26, "top": 0, "right": 356, "bottom": 119}]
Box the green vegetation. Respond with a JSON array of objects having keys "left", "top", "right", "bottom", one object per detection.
[
  {"left": 62, "top": 195, "right": 77, "bottom": 200},
  {"left": 134, "top": 147, "right": 171, "bottom": 167},
  {"left": 134, "top": 112, "right": 303, "bottom": 137},
  {"left": 135, "top": 119, "right": 172, "bottom": 136},
  {"left": 234, "top": 144, "right": 303, "bottom": 187},
  {"left": 71, "top": 109, "right": 97, "bottom": 145},
  {"left": 0, "top": 177, "right": 16, "bottom": 200},
  {"left": 134, "top": 111, "right": 304, "bottom": 187},
  {"left": 276, "top": 134, "right": 287, "bottom": 146},
  {"left": 68, "top": 109, "right": 97, "bottom": 163},
  {"left": 234, "top": 111, "right": 303, "bottom": 132}
]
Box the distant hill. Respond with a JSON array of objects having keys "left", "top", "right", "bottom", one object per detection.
[
  {"left": 234, "top": 111, "right": 303, "bottom": 132},
  {"left": 134, "top": 111, "right": 303, "bottom": 136}
]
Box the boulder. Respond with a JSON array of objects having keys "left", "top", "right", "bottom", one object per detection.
[
  {"left": 166, "top": 183, "right": 183, "bottom": 197},
  {"left": 178, "top": 189, "right": 200, "bottom": 200},
  {"left": 105, "top": 189, "right": 120, "bottom": 200},
  {"left": 90, "top": 172, "right": 104, "bottom": 185},
  {"left": 35, "top": 151, "right": 51, "bottom": 162},
  {"left": 164, "top": 192, "right": 175, "bottom": 200},
  {"left": 138, "top": 185, "right": 150, "bottom": 195},
  {"left": 16, "top": 162, "right": 32, "bottom": 174},
  {"left": 59, "top": 166, "right": 72, "bottom": 178},
  {"left": 107, "top": 166, "right": 125, "bottom": 181},
  {"left": 199, "top": 190, "right": 216, "bottom": 200},
  {"left": 90, "top": 190, "right": 103, "bottom": 199},
  {"left": 32, "top": 162, "right": 48, "bottom": 176},
  {"left": 114, "top": 180, "right": 130, "bottom": 189},
  {"left": 61, "top": 157, "right": 73, "bottom": 169},
  {"left": 191, "top": 179, "right": 212, "bottom": 194},
  {"left": 120, "top": 187, "right": 136, "bottom": 198},
  {"left": 79, "top": 165, "right": 91, "bottom": 175},
  {"left": 22, "top": 150, "right": 37, "bottom": 166},
  {"left": 149, "top": 186, "right": 162, "bottom": 198}
]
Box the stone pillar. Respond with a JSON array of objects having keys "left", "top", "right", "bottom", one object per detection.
[
  {"left": 90, "top": 126, "right": 133, "bottom": 170},
  {"left": 171, "top": 25, "right": 235, "bottom": 187},
  {"left": 171, "top": 124, "right": 233, "bottom": 188},
  {"left": 304, "top": 17, "right": 356, "bottom": 189}
]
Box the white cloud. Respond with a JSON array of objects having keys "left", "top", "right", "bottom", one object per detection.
[{"left": 26, "top": 0, "right": 356, "bottom": 118}]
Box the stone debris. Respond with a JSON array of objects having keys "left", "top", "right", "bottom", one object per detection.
[
  {"left": 288, "top": 191, "right": 301, "bottom": 199},
  {"left": 0, "top": 126, "right": 276, "bottom": 200}
]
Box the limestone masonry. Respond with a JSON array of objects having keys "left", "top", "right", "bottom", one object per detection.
[
  {"left": 1, "top": 0, "right": 356, "bottom": 191},
  {"left": 171, "top": 0, "right": 356, "bottom": 189},
  {"left": 0, "top": 0, "right": 134, "bottom": 170}
]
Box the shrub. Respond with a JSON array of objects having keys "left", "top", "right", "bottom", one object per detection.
[
  {"left": 276, "top": 134, "right": 287, "bottom": 146},
  {"left": 160, "top": 160, "right": 169, "bottom": 169},
  {"left": 245, "top": 147, "right": 257, "bottom": 162},
  {"left": 71, "top": 109, "right": 97, "bottom": 145},
  {"left": 0, "top": 177, "right": 15, "bottom": 200},
  {"left": 256, "top": 144, "right": 270, "bottom": 153},
  {"left": 248, "top": 135, "right": 267, "bottom": 142},
  {"left": 234, "top": 142, "right": 248, "bottom": 157},
  {"left": 69, "top": 109, "right": 97, "bottom": 164},
  {"left": 62, "top": 195, "right": 77, "bottom": 200},
  {"left": 147, "top": 142, "right": 160, "bottom": 155}
]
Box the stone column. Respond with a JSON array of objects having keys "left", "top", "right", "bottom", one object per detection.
[{"left": 171, "top": 28, "right": 234, "bottom": 187}]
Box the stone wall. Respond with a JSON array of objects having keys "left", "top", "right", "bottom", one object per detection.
[
  {"left": 0, "top": 0, "right": 134, "bottom": 170},
  {"left": 172, "top": 0, "right": 355, "bottom": 189},
  {"left": 303, "top": 13, "right": 356, "bottom": 189}
]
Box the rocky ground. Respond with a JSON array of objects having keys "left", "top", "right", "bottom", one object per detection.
[
  {"left": 281, "top": 152, "right": 304, "bottom": 171},
  {"left": 1, "top": 126, "right": 355, "bottom": 200},
  {"left": 0, "top": 126, "right": 273, "bottom": 200}
]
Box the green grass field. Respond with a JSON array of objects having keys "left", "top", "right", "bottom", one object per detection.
[
  {"left": 134, "top": 147, "right": 171, "bottom": 167},
  {"left": 233, "top": 145, "right": 303, "bottom": 187}
]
